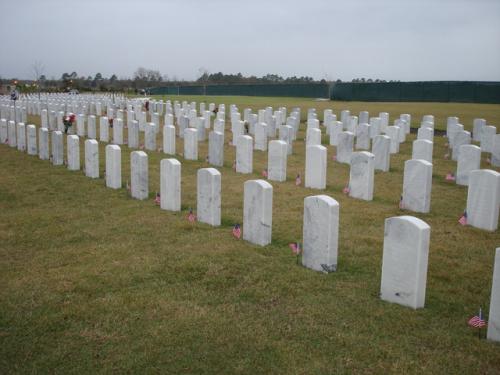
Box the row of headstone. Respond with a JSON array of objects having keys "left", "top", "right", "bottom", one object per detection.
[{"left": 2, "top": 111, "right": 500, "bottom": 343}]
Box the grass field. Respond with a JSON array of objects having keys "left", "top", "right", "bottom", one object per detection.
[{"left": 1, "top": 96, "right": 500, "bottom": 374}]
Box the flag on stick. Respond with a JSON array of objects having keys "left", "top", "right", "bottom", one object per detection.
[
  {"left": 187, "top": 208, "right": 196, "bottom": 223},
  {"left": 289, "top": 242, "right": 301, "bottom": 264},
  {"left": 232, "top": 223, "right": 241, "bottom": 239},
  {"left": 459, "top": 211, "right": 467, "bottom": 226},
  {"left": 154, "top": 192, "right": 161, "bottom": 205},
  {"left": 342, "top": 184, "right": 350, "bottom": 195},
  {"left": 445, "top": 172, "right": 455, "bottom": 181},
  {"left": 332, "top": 155, "right": 337, "bottom": 161},
  {"left": 262, "top": 169, "right": 268, "bottom": 178},
  {"left": 399, "top": 195, "right": 404, "bottom": 209},
  {"left": 468, "top": 308, "right": 486, "bottom": 328},
  {"left": 295, "top": 174, "right": 302, "bottom": 186}
]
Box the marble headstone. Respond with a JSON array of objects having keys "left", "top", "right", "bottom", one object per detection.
[
  {"left": 302, "top": 195, "right": 339, "bottom": 273},
  {"left": 380, "top": 216, "right": 430, "bottom": 309}
]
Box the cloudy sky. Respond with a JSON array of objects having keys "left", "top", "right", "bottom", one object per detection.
[{"left": 1, "top": 0, "right": 499, "bottom": 81}]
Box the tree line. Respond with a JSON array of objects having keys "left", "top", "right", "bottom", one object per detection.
[{"left": 1, "top": 64, "right": 395, "bottom": 94}]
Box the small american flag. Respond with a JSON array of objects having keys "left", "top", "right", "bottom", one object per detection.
[
  {"left": 295, "top": 174, "right": 301, "bottom": 186},
  {"left": 126, "top": 180, "right": 131, "bottom": 192},
  {"left": 332, "top": 155, "right": 337, "bottom": 161},
  {"left": 289, "top": 242, "right": 301, "bottom": 255},
  {"left": 445, "top": 172, "right": 455, "bottom": 181},
  {"left": 343, "top": 184, "right": 350, "bottom": 194},
  {"left": 205, "top": 155, "right": 209, "bottom": 162},
  {"left": 139, "top": 144, "right": 144, "bottom": 150},
  {"left": 187, "top": 208, "right": 196, "bottom": 223},
  {"left": 444, "top": 153, "right": 449, "bottom": 159},
  {"left": 459, "top": 211, "right": 467, "bottom": 226},
  {"left": 444, "top": 142, "right": 449, "bottom": 147},
  {"left": 232, "top": 224, "right": 241, "bottom": 239},
  {"left": 232, "top": 160, "right": 236, "bottom": 171},
  {"left": 262, "top": 169, "right": 268, "bottom": 178},
  {"left": 4, "top": 139, "right": 8, "bottom": 144},
  {"left": 486, "top": 157, "right": 491, "bottom": 164},
  {"left": 468, "top": 308, "right": 486, "bottom": 328},
  {"left": 399, "top": 195, "right": 404, "bottom": 209},
  {"left": 154, "top": 192, "right": 161, "bottom": 205}
]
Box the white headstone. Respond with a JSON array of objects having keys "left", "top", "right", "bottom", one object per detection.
[
  {"left": 67, "top": 135, "right": 80, "bottom": 170},
  {"left": 481, "top": 125, "right": 496, "bottom": 153},
  {"left": 16, "top": 123, "right": 25, "bottom": 151},
  {"left": 105, "top": 145, "right": 121, "bottom": 189},
  {"left": 372, "top": 135, "right": 391, "bottom": 172},
  {"left": 51, "top": 131, "right": 63, "bottom": 165},
  {"left": 243, "top": 179, "right": 273, "bottom": 246},
  {"left": 306, "top": 128, "right": 322, "bottom": 146},
  {"left": 128, "top": 120, "right": 139, "bottom": 149},
  {"left": 197, "top": 168, "right": 221, "bottom": 226},
  {"left": 8, "top": 121, "right": 16, "bottom": 144},
  {"left": 208, "top": 131, "right": 224, "bottom": 167},
  {"left": 336, "top": 131, "right": 354, "bottom": 164},
  {"left": 349, "top": 151, "right": 375, "bottom": 201},
  {"left": 268, "top": 140, "right": 287, "bottom": 182},
  {"left": 491, "top": 134, "right": 500, "bottom": 167},
  {"left": 411, "top": 139, "right": 433, "bottom": 163},
  {"left": 113, "top": 118, "right": 124, "bottom": 145},
  {"left": 279, "top": 125, "right": 293, "bottom": 155},
  {"left": 451, "top": 130, "right": 471, "bottom": 161},
  {"left": 77, "top": 114, "right": 85, "bottom": 136},
  {"left": 26, "top": 125, "right": 37, "bottom": 155},
  {"left": 100, "top": 116, "right": 109, "bottom": 142},
  {"left": 87, "top": 115, "right": 96, "bottom": 139},
  {"left": 417, "top": 127, "right": 434, "bottom": 142},
  {"left": 302, "top": 195, "right": 339, "bottom": 273},
  {"left": 184, "top": 128, "right": 198, "bottom": 160},
  {"left": 380, "top": 216, "right": 430, "bottom": 309},
  {"left": 236, "top": 135, "right": 253, "bottom": 174},
  {"left": 145, "top": 123, "right": 156, "bottom": 151},
  {"left": 131, "top": 151, "right": 148, "bottom": 200},
  {"left": 487, "top": 248, "right": 500, "bottom": 342},
  {"left": 160, "top": 158, "right": 181, "bottom": 211},
  {"left": 472, "top": 118, "right": 485, "bottom": 142},
  {"left": 85, "top": 139, "right": 99, "bottom": 178},
  {"left": 359, "top": 111, "right": 369, "bottom": 125},
  {"left": 456, "top": 145, "right": 481, "bottom": 186},
  {"left": 254, "top": 122, "right": 268, "bottom": 151},
  {"left": 466, "top": 169, "right": 500, "bottom": 231},
  {"left": 0, "top": 119, "right": 7, "bottom": 143},
  {"left": 38, "top": 127, "right": 49, "bottom": 160},
  {"left": 386, "top": 126, "right": 400, "bottom": 154},
  {"left": 355, "top": 123, "right": 371, "bottom": 150},
  {"left": 369, "top": 117, "right": 381, "bottom": 138},
  {"left": 305, "top": 145, "right": 327, "bottom": 189},
  {"left": 162, "top": 125, "right": 176, "bottom": 155},
  {"left": 329, "top": 121, "right": 343, "bottom": 146},
  {"left": 402, "top": 159, "right": 433, "bottom": 213}
]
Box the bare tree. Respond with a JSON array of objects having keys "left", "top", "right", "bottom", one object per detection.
[{"left": 32, "top": 60, "right": 45, "bottom": 98}]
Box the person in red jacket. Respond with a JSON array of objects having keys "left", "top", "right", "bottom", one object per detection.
[{"left": 63, "top": 114, "right": 76, "bottom": 134}]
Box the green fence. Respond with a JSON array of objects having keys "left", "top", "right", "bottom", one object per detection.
[
  {"left": 331, "top": 81, "right": 500, "bottom": 103},
  {"left": 148, "top": 81, "right": 500, "bottom": 103}
]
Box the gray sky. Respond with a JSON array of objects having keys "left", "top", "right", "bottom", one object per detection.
[{"left": 1, "top": 0, "right": 499, "bottom": 81}]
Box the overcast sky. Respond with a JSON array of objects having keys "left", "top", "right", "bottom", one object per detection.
[{"left": 1, "top": 0, "right": 499, "bottom": 81}]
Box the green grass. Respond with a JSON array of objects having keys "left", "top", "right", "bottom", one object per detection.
[{"left": 1, "top": 97, "right": 499, "bottom": 374}]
